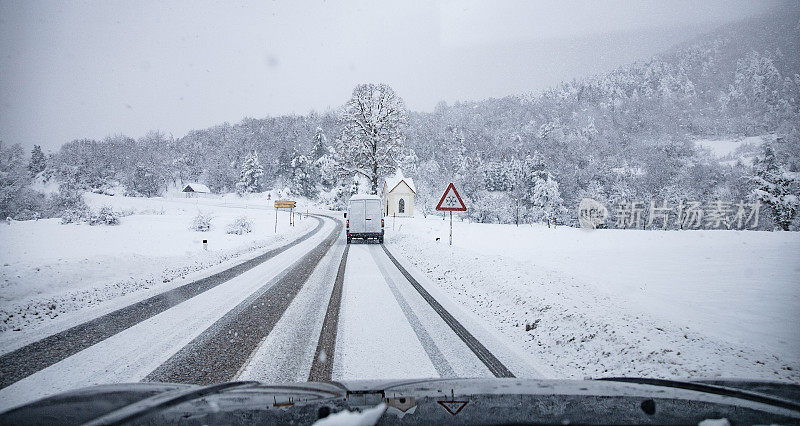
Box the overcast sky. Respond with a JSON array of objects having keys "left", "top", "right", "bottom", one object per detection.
[{"left": 0, "top": 0, "right": 782, "bottom": 151}]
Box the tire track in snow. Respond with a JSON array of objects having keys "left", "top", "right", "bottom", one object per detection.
[
  {"left": 380, "top": 244, "right": 515, "bottom": 378},
  {"left": 0, "top": 217, "right": 324, "bottom": 390},
  {"left": 307, "top": 244, "right": 349, "bottom": 382},
  {"left": 369, "top": 245, "right": 457, "bottom": 378},
  {"left": 144, "top": 216, "right": 341, "bottom": 384}
]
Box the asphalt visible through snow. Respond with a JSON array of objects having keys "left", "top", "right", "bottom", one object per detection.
[
  {"left": 144, "top": 216, "right": 341, "bottom": 384},
  {"left": 0, "top": 213, "right": 531, "bottom": 411},
  {"left": 0, "top": 216, "right": 325, "bottom": 390}
]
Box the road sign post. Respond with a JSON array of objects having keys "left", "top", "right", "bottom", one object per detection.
[
  {"left": 274, "top": 200, "right": 296, "bottom": 233},
  {"left": 449, "top": 211, "right": 452, "bottom": 245},
  {"left": 435, "top": 183, "right": 467, "bottom": 246}
]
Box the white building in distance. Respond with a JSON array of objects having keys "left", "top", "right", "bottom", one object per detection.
[
  {"left": 382, "top": 170, "right": 415, "bottom": 217},
  {"left": 182, "top": 182, "right": 210, "bottom": 197}
]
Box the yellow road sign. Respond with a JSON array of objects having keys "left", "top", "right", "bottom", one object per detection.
[{"left": 274, "top": 200, "right": 296, "bottom": 208}]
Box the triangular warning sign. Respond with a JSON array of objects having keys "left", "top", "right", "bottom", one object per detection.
[
  {"left": 435, "top": 183, "right": 467, "bottom": 211},
  {"left": 437, "top": 400, "right": 468, "bottom": 415}
]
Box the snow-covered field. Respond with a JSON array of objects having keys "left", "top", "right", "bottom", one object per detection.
[
  {"left": 385, "top": 215, "right": 800, "bottom": 382},
  {"left": 694, "top": 134, "right": 769, "bottom": 166},
  {"left": 0, "top": 192, "right": 316, "bottom": 341}
]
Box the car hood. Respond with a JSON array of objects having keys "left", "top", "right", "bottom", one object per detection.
[{"left": 2, "top": 377, "right": 799, "bottom": 425}]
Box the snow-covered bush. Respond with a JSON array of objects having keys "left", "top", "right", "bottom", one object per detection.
[
  {"left": 60, "top": 208, "right": 87, "bottom": 224},
  {"left": 468, "top": 191, "right": 515, "bottom": 223},
  {"left": 88, "top": 206, "right": 120, "bottom": 226},
  {"left": 13, "top": 209, "right": 41, "bottom": 221},
  {"left": 190, "top": 211, "right": 213, "bottom": 232},
  {"left": 48, "top": 187, "right": 91, "bottom": 224},
  {"left": 225, "top": 216, "right": 253, "bottom": 235}
]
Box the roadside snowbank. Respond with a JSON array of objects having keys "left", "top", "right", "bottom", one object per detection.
[
  {"left": 386, "top": 216, "right": 800, "bottom": 382},
  {"left": 0, "top": 192, "right": 317, "bottom": 337}
]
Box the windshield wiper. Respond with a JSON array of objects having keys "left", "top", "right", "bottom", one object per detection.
[
  {"left": 81, "top": 381, "right": 258, "bottom": 426},
  {"left": 598, "top": 377, "right": 800, "bottom": 412}
]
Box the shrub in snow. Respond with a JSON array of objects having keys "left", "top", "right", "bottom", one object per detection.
[
  {"left": 468, "top": 191, "right": 515, "bottom": 223},
  {"left": 60, "top": 208, "right": 87, "bottom": 224},
  {"left": 225, "top": 216, "right": 253, "bottom": 235},
  {"left": 13, "top": 209, "right": 41, "bottom": 221},
  {"left": 48, "top": 188, "right": 91, "bottom": 224},
  {"left": 190, "top": 211, "right": 213, "bottom": 232},
  {"left": 88, "top": 206, "right": 120, "bottom": 226}
]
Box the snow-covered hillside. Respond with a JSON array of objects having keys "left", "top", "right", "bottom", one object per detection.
[
  {"left": 386, "top": 215, "right": 800, "bottom": 381},
  {"left": 0, "top": 192, "right": 317, "bottom": 340}
]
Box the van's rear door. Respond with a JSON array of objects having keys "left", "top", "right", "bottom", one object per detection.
[
  {"left": 349, "top": 200, "right": 366, "bottom": 233},
  {"left": 364, "top": 199, "right": 382, "bottom": 234}
]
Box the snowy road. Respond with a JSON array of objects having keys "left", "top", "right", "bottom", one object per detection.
[
  {"left": 333, "top": 243, "right": 521, "bottom": 380},
  {"left": 0, "top": 213, "right": 534, "bottom": 411}
]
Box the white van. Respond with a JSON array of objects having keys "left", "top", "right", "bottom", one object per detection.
[{"left": 345, "top": 194, "right": 384, "bottom": 244}]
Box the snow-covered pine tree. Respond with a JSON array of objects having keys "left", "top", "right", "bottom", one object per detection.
[
  {"left": 28, "top": 145, "right": 46, "bottom": 177},
  {"left": 752, "top": 143, "right": 799, "bottom": 230},
  {"left": 290, "top": 152, "right": 318, "bottom": 198},
  {"left": 314, "top": 148, "right": 337, "bottom": 190},
  {"left": 236, "top": 151, "right": 265, "bottom": 195},
  {"left": 311, "top": 131, "right": 337, "bottom": 190},
  {"left": 530, "top": 174, "right": 568, "bottom": 224},
  {"left": 311, "top": 127, "right": 329, "bottom": 162}
]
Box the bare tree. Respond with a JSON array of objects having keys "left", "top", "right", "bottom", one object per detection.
[{"left": 336, "top": 83, "right": 408, "bottom": 194}]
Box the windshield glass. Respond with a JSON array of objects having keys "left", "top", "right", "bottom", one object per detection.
[{"left": 0, "top": 0, "right": 798, "bottom": 418}]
